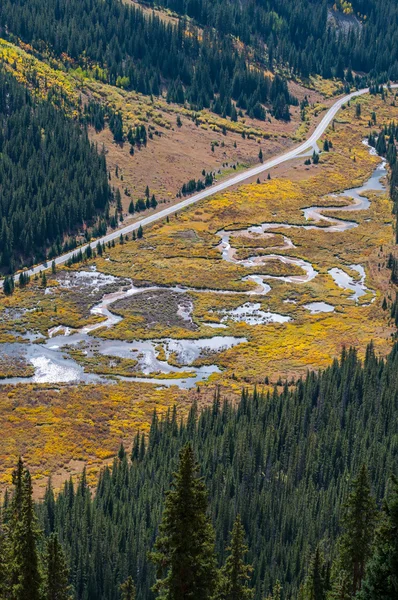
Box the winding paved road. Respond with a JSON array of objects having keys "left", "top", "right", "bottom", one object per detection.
[{"left": 11, "top": 84, "right": 398, "bottom": 280}]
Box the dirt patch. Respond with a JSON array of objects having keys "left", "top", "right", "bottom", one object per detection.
[
  {"left": 90, "top": 119, "right": 294, "bottom": 212},
  {"left": 112, "top": 289, "right": 197, "bottom": 331},
  {"left": 0, "top": 353, "right": 34, "bottom": 379},
  {"left": 56, "top": 270, "right": 131, "bottom": 319}
]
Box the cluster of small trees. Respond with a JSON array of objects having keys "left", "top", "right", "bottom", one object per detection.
[
  {"left": 0, "top": 459, "right": 71, "bottom": 600},
  {"left": 374, "top": 118, "right": 398, "bottom": 258},
  {"left": 180, "top": 172, "right": 214, "bottom": 196},
  {"left": 64, "top": 228, "right": 143, "bottom": 267},
  {"left": 128, "top": 187, "right": 158, "bottom": 214}
]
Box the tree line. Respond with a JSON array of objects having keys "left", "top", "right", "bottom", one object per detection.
[{"left": 0, "top": 71, "right": 111, "bottom": 272}]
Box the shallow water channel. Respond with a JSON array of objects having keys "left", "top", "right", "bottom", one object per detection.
[{"left": 0, "top": 145, "right": 386, "bottom": 388}]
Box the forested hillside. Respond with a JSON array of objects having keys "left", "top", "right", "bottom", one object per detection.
[
  {"left": 140, "top": 0, "right": 398, "bottom": 80},
  {"left": 0, "top": 0, "right": 294, "bottom": 117},
  {"left": 0, "top": 71, "right": 110, "bottom": 271},
  {"left": 0, "top": 341, "right": 395, "bottom": 599},
  {"left": 1, "top": 0, "right": 395, "bottom": 125}
]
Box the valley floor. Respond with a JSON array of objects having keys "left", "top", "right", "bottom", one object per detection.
[{"left": 0, "top": 89, "right": 397, "bottom": 496}]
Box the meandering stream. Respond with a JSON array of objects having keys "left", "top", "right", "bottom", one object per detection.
[{"left": 0, "top": 145, "right": 387, "bottom": 387}]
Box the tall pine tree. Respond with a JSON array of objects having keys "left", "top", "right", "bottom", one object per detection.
[
  {"left": 44, "top": 532, "right": 72, "bottom": 600},
  {"left": 8, "top": 464, "right": 42, "bottom": 600},
  {"left": 150, "top": 443, "right": 218, "bottom": 600},
  {"left": 120, "top": 576, "right": 136, "bottom": 600},
  {"left": 358, "top": 476, "right": 398, "bottom": 600},
  {"left": 330, "top": 465, "right": 377, "bottom": 597},
  {"left": 216, "top": 515, "right": 253, "bottom": 600},
  {"left": 303, "top": 547, "right": 329, "bottom": 600}
]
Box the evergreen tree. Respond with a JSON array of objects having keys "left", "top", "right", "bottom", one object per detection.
[
  {"left": 44, "top": 533, "right": 72, "bottom": 600},
  {"left": 8, "top": 464, "right": 42, "bottom": 600},
  {"left": 269, "top": 581, "right": 282, "bottom": 600},
  {"left": 330, "top": 466, "right": 377, "bottom": 597},
  {"left": 303, "top": 547, "right": 329, "bottom": 600},
  {"left": 150, "top": 443, "right": 218, "bottom": 600},
  {"left": 120, "top": 576, "right": 136, "bottom": 600},
  {"left": 3, "top": 275, "right": 15, "bottom": 295},
  {"left": 0, "top": 513, "right": 6, "bottom": 598},
  {"left": 358, "top": 476, "right": 398, "bottom": 600},
  {"left": 216, "top": 514, "right": 253, "bottom": 600}
]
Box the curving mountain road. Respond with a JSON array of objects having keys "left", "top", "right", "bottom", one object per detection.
[{"left": 11, "top": 84, "right": 398, "bottom": 280}]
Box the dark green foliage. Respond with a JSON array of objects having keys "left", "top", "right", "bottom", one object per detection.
[
  {"left": 302, "top": 547, "right": 330, "bottom": 600},
  {"left": 18, "top": 272, "right": 30, "bottom": 288},
  {"left": 3, "top": 275, "right": 15, "bottom": 295},
  {"left": 7, "top": 460, "right": 42, "bottom": 600},
  {"left": 358, "top": 476, "right": 398, "bottom": 600},
  {"left": 120, "top": 577, "right": 136, "bottom": 600},
  {"left": 136, "top": 0, "right": 398, "bottom": 81},
  {"left": 35, "top": 342, "right": 398, "bottom": 599},
  {"left": 376, "top": 131, "right": 387, "bottom": 156},
  {"left": 109, "top": 111, "right": 124, "bottom": 143},
  {"left": 329, "top": 466, "right": 377, "bottom": 596},
  {"left": 0, "top": 71, "right": 110, "bottom": 271},
  {"left": 181, "top": 173, "right": 213, "bottom": 196},
  {"left": 83, "top": 101, "right": 106, "bottom": 132},
  {"left": 0, "top": 0, "right": 294, "bottom": 117},
  {"left": 150, "top": 443, "right": 218, "bottom": 599},
  {"left": 128, "top": 126, "right": 147, "bottom": 148},
  {"left": 44, "top": 533, "right": 72, "bottom": 600},
  {"left": 135, "top": 199, "right": 147, "bottom": 212},
  {"left": 215, "top": 515, "right": 254, "bottom": 600},
  {"left": 391, "top": 293, "right": 398, "bottom": 327}
]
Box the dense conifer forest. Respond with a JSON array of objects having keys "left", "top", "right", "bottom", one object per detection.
[
  {"left": 1, "top": 341, "right": 397, "bottom": 599},
  {"left": 2, "top": 0, "right": 397, "bottom": 99},
  {"left": 0, "top": 71, "right": 111, "bottom": 272},
  {"left": 0, "top": 0, "right": 294, "bottom": 117},
  {"left": 139, "top": 0, "right": 398, "bottom": 80}
]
